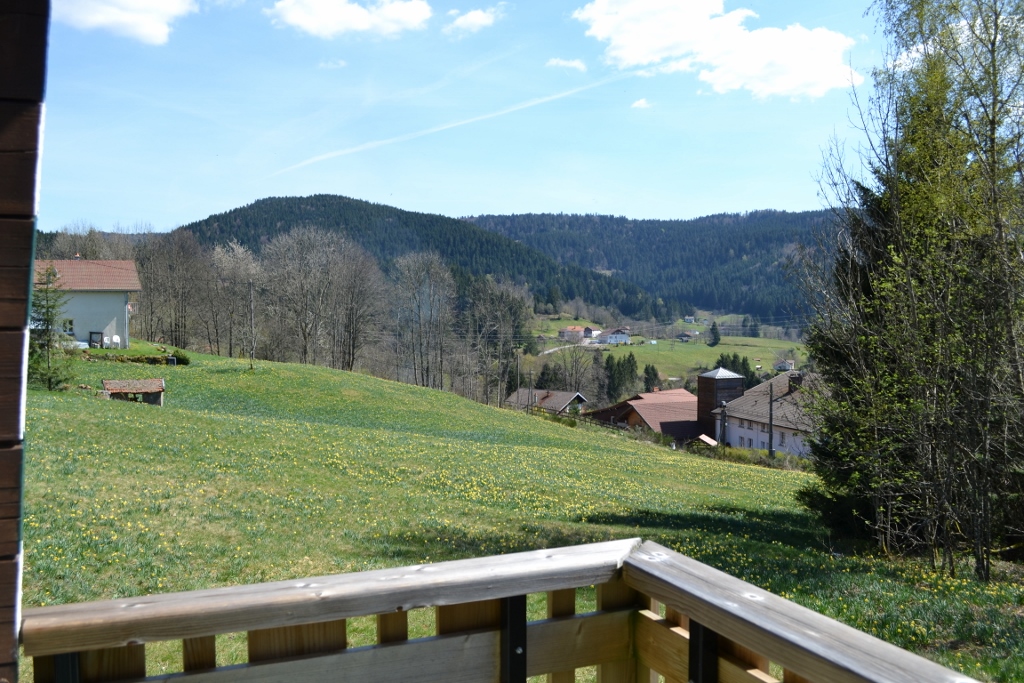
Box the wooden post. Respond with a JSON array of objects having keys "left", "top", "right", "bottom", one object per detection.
[
  {"left": 0, "top": 2, "right": 49, "bottom": 681},
  {"left": 500, "top": 596, "right": 526, "bottom": 683},
  {"left": 596, "top": 576, "right": 638, "bottom": 683},
  {"left": 688, "top": 621, "right": 718, "bottom": 683}
]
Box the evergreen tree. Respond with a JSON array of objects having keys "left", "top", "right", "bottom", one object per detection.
[
  {"left": 643, "top": 364, "right": 660, "bottom": 392},
  {"left": 805, "top": 0, "right": 1024, "bottom": 580},
  {"left": 29, "top": 266, "right": 76, "bottom": 390},
  {"left": 708, "top": 322, "right": 721, "bottom": 347}
]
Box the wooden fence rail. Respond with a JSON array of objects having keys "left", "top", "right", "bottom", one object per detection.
[{"left": 21, "top": 539, "right": 978, "bottom": 683}]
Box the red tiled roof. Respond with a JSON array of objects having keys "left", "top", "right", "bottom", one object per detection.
[
  {"left": 102, "top": 379, "right": 164, "bottom": 394},
  {"left": 34, "top": 260, "right": 142, "bottom": 292}
]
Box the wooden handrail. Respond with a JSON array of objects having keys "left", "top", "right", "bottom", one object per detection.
[
  {"left": 624, "top": 541, "right": 977, "bottom": 683},
  {"left": 22, "top": 538, "right": 640, "bottom": 656},
  {"left": 21, "top": 538, "right": 982, "bottom": 683}
]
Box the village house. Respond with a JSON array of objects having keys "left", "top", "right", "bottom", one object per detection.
[
  {"left": 596, "top": 327, "right": 630, "bottom": 345},
  {"left": 505, "top": 389, "right": 588, "bottom": 414},
  {"left": 586, "top": 387, "right": 703, "bottom": 442},
  {"left": 711, "top": 371, "right": 815, "bottom": 456},
  {"left": 34, "top": 259, "right": 142, "bottom": 349},
  {"left": 557, "top": 325, "right": 586, "bottom": 342}
]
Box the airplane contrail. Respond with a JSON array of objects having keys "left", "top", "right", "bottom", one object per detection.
[{"left": 271, "top": 75, "right": 628, "bottom": 176}]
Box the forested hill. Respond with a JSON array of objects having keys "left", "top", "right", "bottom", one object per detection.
[
  {"left": 180, "top": 195, "right": 667, "bottom": 318},
  {"left": 467, "top": 210, "right": 830, "bottom": 319}
]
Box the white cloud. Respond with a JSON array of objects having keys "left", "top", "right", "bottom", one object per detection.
[
  {"left": 266, "top": 0, "right": 432, "bottom": 38},
  {"left": 318, "top": 59, "right": 348, "bottom": 69},
  {"left": 444, "top": 5, "right": 502, "bottom": 35},
  {"left": 572, "top": 0, "right": 863, "bottom": 98},
  {"left": 631, "top": 98, "right": 650, "bottom": 108},
  {"left": 546, "top": 57, "right": 587, "bottom": 72},
  {"left": 53, "top": 0, "right": 197, "bottom": 45}
]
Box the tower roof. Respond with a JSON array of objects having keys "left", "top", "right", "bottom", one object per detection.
[{"left": 700, "top": 367, "right": 743, "bottom": 380}]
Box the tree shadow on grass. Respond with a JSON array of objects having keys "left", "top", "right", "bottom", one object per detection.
[{"left": 579, "top": 506, "right": 823, "bottom": 550}]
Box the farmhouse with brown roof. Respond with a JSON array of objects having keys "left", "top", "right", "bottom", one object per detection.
[
  {"left": 711, "top": 372, "right": 816, "bottom": 456},
  {"left": 586, "top": 387, "right": 703, "bottom": 442},
  {"left": 505, "top": 389, "right": 588, "bottom": 414},
  {"left": 34, "top": 260, "right": 142, "bottom": 349}
]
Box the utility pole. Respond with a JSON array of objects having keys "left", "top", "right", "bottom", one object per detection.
[{"left": 768, "top": 381, "right": 776, "bottom": 459}]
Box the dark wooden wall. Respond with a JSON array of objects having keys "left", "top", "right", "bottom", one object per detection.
[{"left": 0, "top": 1, "right": 49, "bottom": 681}]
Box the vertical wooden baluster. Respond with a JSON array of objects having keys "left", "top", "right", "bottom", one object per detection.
[
  {"left": 436, "top": 599, "right": 502, "bottom": 634},
  {"left": 596, "top": 576, "right": 638, "bottom": 683},
  {"left": 79, "top": 645, "right": 145, "bottom": 683},
  {"left": 636, "top": 596, "right": 658, "bottom": 683},
  {"left": 662, "top": 608, "right": 688, "bottom": 683},
  {"left": 183, "top": 636, "right": 216, "bottom": 671},
  {"left": 247, "top": 620, "right": 346, "bottom": 662},
  {"left": 546, "top": 589, "right": 575, "bottom": 683},
  {"left": 377, "top": 611, "right": 409, "bottom": 644}
]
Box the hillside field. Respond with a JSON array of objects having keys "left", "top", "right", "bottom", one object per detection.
[
  {"left": 22, "top": 344, "right": 1024, "bottom": 680},
  {"left": 601, "top": 336, "right": 806, "bottom": 380}
]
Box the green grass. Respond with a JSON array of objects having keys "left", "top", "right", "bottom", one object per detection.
[
  {"left": 22, "top": 342, "right": 1024, "bottom": 681},
  {"left": 601, "top": 336, "right": 806, "bottom": 380}
]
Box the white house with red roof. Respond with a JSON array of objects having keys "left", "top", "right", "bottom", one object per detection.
[{"left": 34, "top": 260, "right": 142, "bottom": 349}]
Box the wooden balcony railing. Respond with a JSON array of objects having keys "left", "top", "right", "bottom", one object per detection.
[{"left": 21, "top": 539, "right": 977, "bottom": 683}]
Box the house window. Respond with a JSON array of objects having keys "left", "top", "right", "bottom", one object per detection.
[
  {"left": 779, "top": 432, "right": 786, "bottom": 447},
  {"left": 62, "top": 319, "right": 74, "bottom": 334},
  {"left": 760, "top": 423, "right": 767, "bottom": 432}
]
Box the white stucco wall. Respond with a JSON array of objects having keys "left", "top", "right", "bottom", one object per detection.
[
  {"left": 64, "top": 291, "right": 131, "bottom": 348},
  {"left": 713, "top": 415, "right": 810, "bottom": 456}
]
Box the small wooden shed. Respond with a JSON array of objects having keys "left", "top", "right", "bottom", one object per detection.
[{"left": 101, "top": 379, "right": 165, "bottom": 406}]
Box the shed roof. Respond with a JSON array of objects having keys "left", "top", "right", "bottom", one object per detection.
[
  {"left": 102, "top": 379, "right": 165, "bottom": 394},
  {"left": 35, "top": 260, "right": 142, "bottom": 292}
]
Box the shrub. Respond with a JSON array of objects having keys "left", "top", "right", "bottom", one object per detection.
[{"left": 171, "top": 349, "right": 191, "bottom": 366}]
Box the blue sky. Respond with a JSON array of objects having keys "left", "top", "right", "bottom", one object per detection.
[{"left": 40, "top": 0, "right": 880, "bottom": 232}]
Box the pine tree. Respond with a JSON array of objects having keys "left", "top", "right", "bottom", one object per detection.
[{"left": 29, "top": 266, "right": 76, "bottom": 390}]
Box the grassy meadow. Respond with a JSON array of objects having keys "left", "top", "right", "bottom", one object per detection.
[
  {"left": 22, "top": 343, "right": 1024, "bottom": 681},
  {"left": 601, "top": 336, "right": 806, "bottom": 380}
]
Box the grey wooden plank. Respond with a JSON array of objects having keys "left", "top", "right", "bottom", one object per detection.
[
  {"left": 623, "top": 541, "right": 979, "bottom": 683},
  {"left": 23, "top": 538, "right": 641, "bottom": 656},
  {"left": 143, "top": 610, "right": 630, "bottom": 683}
]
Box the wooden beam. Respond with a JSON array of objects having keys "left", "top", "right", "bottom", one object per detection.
[
  {"left": 0, "top": 5, "right": 49, "bottom": 103},
  {"left": 141, "top": 610, "right": 631, "bottom": 683},
  {"left": 23, "top": 538, "right": 641, "bottom": 656},
  {"left": 623, "top": 541, "right": 980, "bottom": 683}
]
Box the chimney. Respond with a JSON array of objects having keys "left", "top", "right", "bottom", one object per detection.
[
  {"left": 788, "top": 372, "right": 803, "bottom": 393},
  {"left": 74, "top": 252, "right": 81, "bottom": 260}
]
